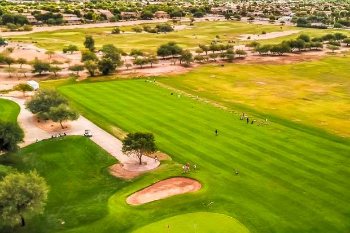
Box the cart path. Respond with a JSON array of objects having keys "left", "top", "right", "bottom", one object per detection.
[{"left": 1, "top": 97, "right": 159, "bottom": 172}]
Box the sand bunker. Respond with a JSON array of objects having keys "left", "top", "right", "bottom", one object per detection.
[
  {"left": 126, "top": 177, "right": 201, "bottom": 205},
  {"left": 239, "top": 30, "right": 300, "bottom": 40}
]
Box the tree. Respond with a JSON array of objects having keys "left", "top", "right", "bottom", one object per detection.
[
  {"left": 199, "top": 44, "right": 209, "bottom": 55},
  {"left": 179, "top": 50, "right": 193, "bottom": 65},
  {"left": 0, "top": 121, "right": 24, "bottom": 152},
  {"left": 157, "top": 45, "right": 171, "bottom": 58},
  {"left": 246, "top": 41, "right": 260, "bottom": 50},
  {"left": 125, "top": 63, "right": 132, "bottom": 69},
  {"left": 14, "top": 83, "right": 33, "bottom": 96},
  {"left": 254, "top": 44, "right": 272, "bottom": 55},
  {"left": 98, "top": 58, "right": 116, "bottom": 75},
  {"left": 25, "top": 89, "right": 68, "bottom": 120},
  {"left": 194, "top": 55, "right": 205, "bottom": 63},
  {"left": 327, "top": 45, "right": 339, "bottom": 53},
  {"left": 157, "top": 42, "right": 183, "bottom": 58},
  {"left": 112, "top": 27, "right": 121, "bottom": 34},
  {"left": 122, "top": 132, "right": 157, "bottom": 165},
  {"left": 145, "top": 54, "right": 159, "bottom": 67},
  {"left": 32, "top": 58, "right": 51, "bottom": 75},
  {"left": 63, "top": 44, "right": 78, "bottom": 54},
  {"left": 133, "top": 57, "right": 148, "bottom": 68},
  {"left": 84, "top": 60, "right": 98, "bottom": 76},
  {"left": 343, "top": 38, "right": 350, "bottom": 47},
  {"left": 4, "top": 67, "right": 16, "bottom": 78},
  {"left": 3, "top": 56, "right": 15, "bottom": 67},
  {"left": 81, "top": 50, "right": 98, "bottom": 62},
  {"left": 141, "top": 11, "right": 154, "bottom": 20},
  {"left": 68, "top": 64, "right": 85, "bottom": 76},
  {"left": 209, "top": 43, "right": 220, "bottom": 54},
  {"left": 1, "top": 13, "right": 14, "bottom": 25},
  {"left": 209, "top": 53, "right": 218, "bottom": 62},
  {"left": 334, "top": 33, "right": 347, "bottom": 41},
  {"left": 296, "top": 17, "right": 308, "bottom": 26},
  {"left": 270, "top": 43, "right": 291, "bottom": 55},
  {"left": 235, "top": 49, "right": 247, "bottom": 57},
  {"left": 84, "top": 35, "right": 95, "bottom": 52},
  {"left": 45, "top": 50, "right": 54, "bottom": 60},
  {"left": 49, "top": 104, "right": 79, "bottom": 129},
  {"left": 322, "top": 34, "right": 335, "bottom": 41},
  {"left": 49, "top": 66, "right": 62, "bottom": 77},
  {"left": 130, "top": 49, "right": 144, "bottom": 57},
  {"left": 298, "top": 34, "right": 310, "bottom": 42},
  {"left": 101, "top": 44, "right": 123, "bottom": 67},
  {"left": 0, "top": 171, "right": 48, "bottom": 227},
  {"left": 17, "top": 58, "right": 27, "bottom": 68}
]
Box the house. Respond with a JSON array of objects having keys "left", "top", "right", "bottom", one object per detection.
[
  {"left": 62, "top": 14, "right": 81, "bottom": 25},
  {"left": 21, "top": 13, "right": 38, "bottom": 24},
  {"left": 93, "top": 9, "right": 115, "bottom": 20},
  {"left": 121, "top": 12, "right": 140, "bottom": 20},
  {"left": 154, "top": 11, "right": 169, "bottom": 18},
  {"left": 98, "top": 10, "right": 114, "bottom": 20}
]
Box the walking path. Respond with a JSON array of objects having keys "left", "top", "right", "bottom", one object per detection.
[{"left": 1, "top": 96, "right": 159, "bottom": 172}]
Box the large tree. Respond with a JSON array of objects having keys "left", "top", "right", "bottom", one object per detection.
[
  {"left": 0, "top": 170, "right": 49, "bottom": 227},
  {"left": 48, "top": 104, "right": 79, "bottom": 129},
  {"left": 32, "top": 58, "right": 51, "bottom": 75},
  {"left": 122, "top": 132, "right": 157, "bottom": 165},
  {"left": 25, "top": 89, "right": 68, "bottom": 120},
  {"left": 0, "top": 121, "right": 24, "bottom": 152},
  {"left": 84, "top": 35, "right": 95, "bottom": 52}
]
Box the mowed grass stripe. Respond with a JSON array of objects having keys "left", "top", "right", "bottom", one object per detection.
[
  {"left": 69, "top": 81, "right": 348, "bottom": 188},
  {"left": 63, "top": 81, "right": 350, "bottom": 207},
  {"left": 59, "top": 80, "right": 350, "bottom": 232},
  {"left": 63, "top": 81, "right": 350, "bottom": 203},
  {"left": 0, "top": 99, "right": 20, "bottom": 123}
]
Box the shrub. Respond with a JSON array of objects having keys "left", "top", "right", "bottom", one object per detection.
[{"left": 112, "top": 27, "right": 121, "bottom": 34}]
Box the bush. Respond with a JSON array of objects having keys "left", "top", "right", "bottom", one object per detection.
[
  {"left": 334, "top": 23, "right": 343, "bottom": 29},
  {"left": 132, "top": 27, "right": 142, "bottom": 33},
  {"left": 23, "top": 24, "right": 33, "bottom": 31},
  {"left": 112, "top": 27, "right": 120, "bottom": 34},
  {"left": 155, "top": 24, "right": 174, "bottom": 33},
  {"left": 328, "top": 41, "right": 341, "bottom": 46}
]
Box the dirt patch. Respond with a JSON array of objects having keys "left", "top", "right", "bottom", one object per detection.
[
  {"left": 109, "top": 164, "right": 143, "bottom": 180},
  {"left": 33, "top": 115, "right": 72, "bottom": 133},
  {"left": 120, "top": 63, "right": 197, "bottom": 77},
  {"left": 126, "top": 177, "right": 201, "bottom": 205},
  {"left": 239, "top": 30, "right": 300, "bottom": 40}
]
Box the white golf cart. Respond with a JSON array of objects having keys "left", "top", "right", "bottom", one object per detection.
[{"left": 84, "top": 129, "right": 92, "bottom": 137}]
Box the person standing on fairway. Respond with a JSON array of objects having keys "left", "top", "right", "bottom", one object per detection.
[
  {"left": 215, "top": 129, "right": 218, "bottom": 136},
  {"left": 247, "top": 117, "right": 249, "bottom": 124}
]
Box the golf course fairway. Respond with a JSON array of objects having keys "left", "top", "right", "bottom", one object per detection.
[
  {"left": 132, "top": 212, "right": 250, "bottom": 233},
  {"left": 0, "top": 98, "right": 20, "bottom": 122}
]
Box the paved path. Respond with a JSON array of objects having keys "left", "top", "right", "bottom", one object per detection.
[{"left": 1, "top": 97, "right": 159, "bottom": 172}]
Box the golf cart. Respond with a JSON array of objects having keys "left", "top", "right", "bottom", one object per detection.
[{"left": 84, "top": 129, "right": 92, "bottom": 137}]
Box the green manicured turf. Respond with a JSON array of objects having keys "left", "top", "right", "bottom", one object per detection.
[
  {"left": 9, "top": 21, "right": 350, "bottom": 52},
  {"left": 160, "top": 56, "right": 350, "bottom": 138},
  {"left": 58, "top": 79, "right": 350, "bottom": 233},
  {"left": 132, "top": 212, "right": 250, "bottom": 233},
  {"left": 0, "top": 98, "right": 20, "bottom": 122},
  {"left": 0, "top": 137, "right": 120, "bottom": 232}
]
